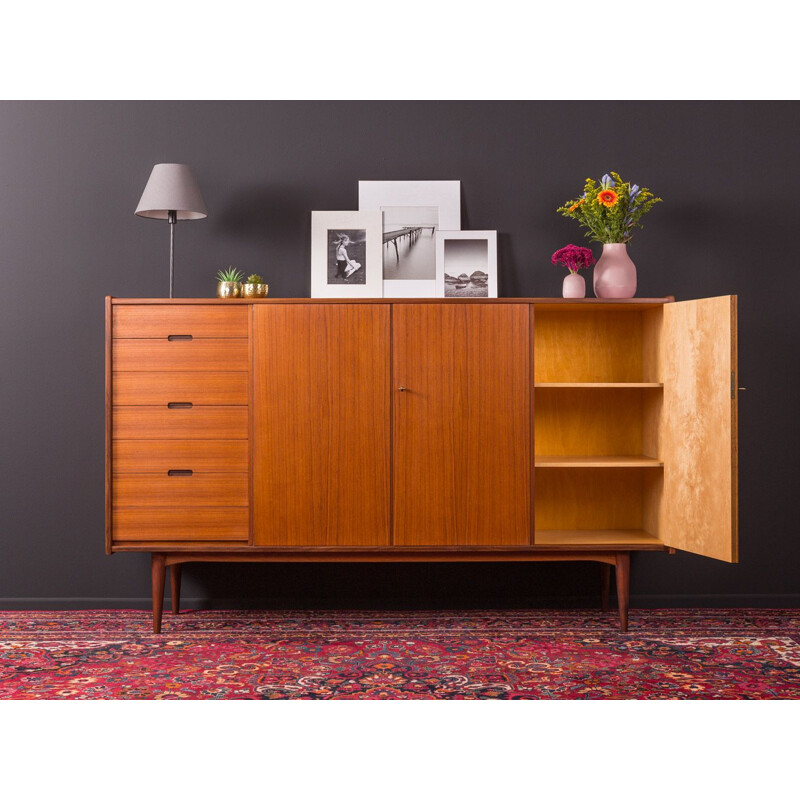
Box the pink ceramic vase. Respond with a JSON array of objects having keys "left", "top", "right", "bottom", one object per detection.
[
  {"left": 562, "top": 272, "right": 586, "bottom": 298},
  {"left": 593, "top": 243, "right": 637, "bottom": 298}
]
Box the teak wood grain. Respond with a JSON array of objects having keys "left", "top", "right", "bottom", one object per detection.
[
  {"left": 252, "top": 304, "right": 391, "bottom": 547},
  {"left": 113, "top": 474, "right": 248, "bottom": 507},
  {"left": 392, "top": 303, "right": 531, "bottom": 546},
  {"left": 113, "top": 371, "right": 249, "bottom": 405},
  {"left": 113, "top": 508, "right": 249, "bottom": 541},
  {"left": 113, "top": 339, "right": 248, "bottom": 371},
  {"left": 105, "top": 296, "right": 113, "bottom": 554},
  {"left": 646, "top": 295, "right": 738, "bottom": 562},
  {"left": 113, "top": 406, "right": 249, "bottom": 440},
  {"left": 113, "top": 305, "right": 249, "bottom": 338},
  {"left": 113, "top": 440, "right": 248, "bottom": 473}
]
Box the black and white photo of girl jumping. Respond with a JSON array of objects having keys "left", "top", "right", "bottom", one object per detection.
[{"left": 328, "top": 230, "right": 366, "bottom": 284}]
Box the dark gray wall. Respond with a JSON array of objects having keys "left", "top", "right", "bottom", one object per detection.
[{"left": 1, "top": 101, "right": 798, "bottom": 608}]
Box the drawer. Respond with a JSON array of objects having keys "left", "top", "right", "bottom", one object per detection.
[
  {"left": 113, "top": 305, "right": 249, "bottom": 338},
  {"left": 113, "top": 339, "right": 248, "bottom": 372},
  {"left": 113, "top": 406, "right": 249, "bottom": 439},
  {"left": 114, "top": 371, "right": 249, "bottom": 405},
  {"left": 113, "top": 440, "right": 248, "bottom": 473},
  {"left": 113, "top": 473, "right": 248, "bottom": 507},
  {"left": 112, "top": 507, "right": 249, "bottom": 541}
]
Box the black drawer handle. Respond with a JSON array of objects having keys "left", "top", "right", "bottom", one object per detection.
[
  {"left": 167, "top": 334, "right": 193, "bottom": 341},
  {"left": 167, "top": 402, "right": 193, "bottom": 409},
  {"left": 168, "top": 470, "right": 193, "bottom": 477}
]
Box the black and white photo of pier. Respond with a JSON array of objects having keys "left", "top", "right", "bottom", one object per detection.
[{"left": 380, "top": 206, "right": 438, "bottom": 280}]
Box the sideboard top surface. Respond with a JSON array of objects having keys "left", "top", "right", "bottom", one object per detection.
[{"left": 109, "top": 297, "right": 676, "bottom": 309}]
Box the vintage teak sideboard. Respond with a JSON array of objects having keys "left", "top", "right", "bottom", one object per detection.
[{"left": 105, "top": 296, "right": 739, "bottom": 632}]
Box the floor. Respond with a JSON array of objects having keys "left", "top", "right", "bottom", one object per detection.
[{"left": 1, "top": 609, "right": 799, "bottom": 699}]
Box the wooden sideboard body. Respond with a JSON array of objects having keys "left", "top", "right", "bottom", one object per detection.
[{"left": 105, "top": 296, "right": 739, "bottom": 632}]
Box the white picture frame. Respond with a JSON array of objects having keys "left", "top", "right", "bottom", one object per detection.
[
  {"left": 311, "top": 211, "right": 384, "bottom": 298},
  {"left": 435, "top": 230, "right": 498, "bottom": 298},
  {"left": 358, "top": 180, "right": 461, "bottom": 297}
]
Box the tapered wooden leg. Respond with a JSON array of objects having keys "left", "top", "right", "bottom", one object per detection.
[
  {"left": 600, "top": 563, "right": 611, "bottom": 612},
  {"left": 171, "top": 564, "right": 182, "bottom": 616},
  {"left": 615, "top": 552, "right": 630, "bottom": 632},
  {"left": 151, "top": 554, "right": 166, "bottom": 634}
]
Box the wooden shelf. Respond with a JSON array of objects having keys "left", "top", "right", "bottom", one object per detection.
[
  {"left": 535, "top": 529, "right": 664, "bottom": 547},
  {"left": 535, "top": 456, "right": 663, "bottom": 468},
  {"left": 535, "top": 382, "right": 663, "bottom": 388}
]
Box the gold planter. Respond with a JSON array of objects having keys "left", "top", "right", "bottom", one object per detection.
[
  {"left": 242, "top": 283, "right": 269, "bottom": 298},
  {"left": 216, "top": 281, "right": 242, "bottom": 299}
]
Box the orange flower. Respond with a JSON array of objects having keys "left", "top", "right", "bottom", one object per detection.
[
  {"left": 597, "top": 189, "right": 619, "bottom": 208},
  {"left": 568, "top": 199, "right": 584, "bottom": 212}
]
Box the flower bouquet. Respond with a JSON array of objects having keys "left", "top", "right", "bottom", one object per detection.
[
  {"left": 556, "top": 173, "right": 662, "bottom": 298},
  {"left": 551, "top": 244, "right": 595, "bottom": 298}
]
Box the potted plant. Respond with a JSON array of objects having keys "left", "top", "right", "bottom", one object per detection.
[
  {"left": 551, "top": 245, "right": 595, "bottom": 298},
  {"left": 215, "top": 267, "right": 244, "bottom": 299},
  {"left": 557, "top": 172, "right": 662, "bottom": 298},
  {"left": 241, "top": 273, "right": 269, "bottom": 298}
]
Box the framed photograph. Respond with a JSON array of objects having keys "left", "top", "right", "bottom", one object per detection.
[
  {"left": 359, "top": 180, "right": 461, "bottom": 297},
  {"left": 311, "top": 211, "right": 383, "bottom": 298},
  {"left": 435, "top": 230, "right": 498, "bottom": 298}
]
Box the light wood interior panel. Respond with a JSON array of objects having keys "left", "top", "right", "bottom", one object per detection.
[
  {"left": 113, "top": 407, "right": 248, "bottom": 439},
  {"left": 536, "top": 456, "right": 662, "bottom": 467},
  {"left": 534, "top": 388, "right": 645, "bottom": 456},
  {"left": 253, "top": 304, "right": 391, "bottom": 547},
  {"left": 536, "top": 530, "right": 662, "bottom": 547},
  {"left": 113, "top": 339, "right": 248, "bottom": 371},
  {"left": 534, "top": 468, "right": 644, "bottom": 531},
  {"left": 534, "top": 309, "right": 644, "bottom": 382},
  {"left": 113, "top": 474, "right": 248, "bottom": 507},
  {"left": 393, "top": 304, "right": 530, "bottom": 546},
  {"left": 113, "top": 372, "right": 248, "bottom": 405},
  {"left": 113, "top": 440, "right": 248, "bottom": 473},
  {"left": 113, "top": 306, "right": 248, "bottom": 338},
  {"left": 651, "top": 296, "right": 738, "bottom": 562},
  {"left": 113, "top": 507, "right": 249, "bottom": 541}
]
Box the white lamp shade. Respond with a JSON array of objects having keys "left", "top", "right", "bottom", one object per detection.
[{"left": 135, "top": 163, "right": 208, "bottom": 220}]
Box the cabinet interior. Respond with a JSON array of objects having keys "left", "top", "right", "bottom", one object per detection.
[{"left": 533, "top": 306, "right": 665, "bottom": 547}]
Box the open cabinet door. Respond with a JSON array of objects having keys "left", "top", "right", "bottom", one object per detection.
[{"left": 658, "top": 295, "right": 738, "bottom": 562}]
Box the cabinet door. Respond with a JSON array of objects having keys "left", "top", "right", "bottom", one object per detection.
[
  {"left": 253, "top": 305, "right": 391, "bottom": 546},
  {"left": 393, "top": 304, "right": 531, "bottom": 546},
  {"left": 657, "top": 295, "right": 738, "bottom": 561}
]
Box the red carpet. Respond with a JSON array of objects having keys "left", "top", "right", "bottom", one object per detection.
[{"left": 1, "top": 609, "right": 799, "bottom": 699}]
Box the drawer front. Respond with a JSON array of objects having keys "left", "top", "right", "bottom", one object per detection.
[
  {"left": 113, "top": 440, "right": 248, "bottom": 473},
  {"left": 113, "top": 507, "right": 249, "bottom": 541},
  {"left": 113, "top": 306, "right": 249, "bottom": 338},
  {"left": 113, "top": 474, "right": 248, "bottom": 507},
  {"left": 113, "top": 339, "right": 248, "bottom": 372},
  {"left": 114, "top": 371, "right": 249, "bottom": 405},
  {"left": 113, "top": 406, "right": 249, "bottom": 439}
]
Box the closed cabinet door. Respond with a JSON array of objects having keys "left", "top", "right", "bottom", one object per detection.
[
  {"left": 253, "top": 304, "right": 391, "bottom": 546},
  {"left": 393, "top": 304, "right": 531, "bottom": 546}
]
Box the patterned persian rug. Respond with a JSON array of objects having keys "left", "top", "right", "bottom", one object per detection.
[{"left": 1, "top": 609, "right": 799, "bottom": 699}]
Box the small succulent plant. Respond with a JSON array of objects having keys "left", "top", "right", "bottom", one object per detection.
[
  {"left": 216, "top": 267, "right": 244, "bottom": 283},
  {"left": 246, "top": 274, "right": 264, "bottom": 284}
]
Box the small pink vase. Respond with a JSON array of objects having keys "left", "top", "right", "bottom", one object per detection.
[
  {"left": 593, "top": 243, "right": 637, "bottom": 298},
  {"left": 562, "top": 272, "right": 586, "bottom": 298}
]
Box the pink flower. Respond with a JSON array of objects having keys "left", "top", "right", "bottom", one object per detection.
[{"left": 551, "top": 245, "right": 595, "bottom": 274}]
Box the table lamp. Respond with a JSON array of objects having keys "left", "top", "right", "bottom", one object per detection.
[{"left": 135, "top": 163, "right": 208, "bottom": 298}]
